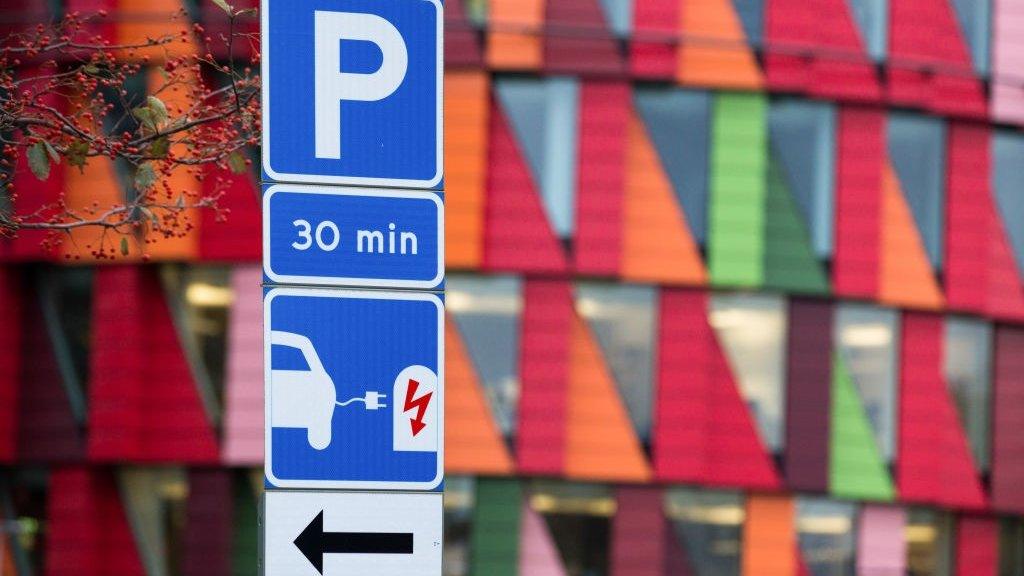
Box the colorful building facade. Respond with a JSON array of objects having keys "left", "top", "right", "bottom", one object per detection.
[{"left": 2, "top": 0, "right": 1024, "bottom": 574}]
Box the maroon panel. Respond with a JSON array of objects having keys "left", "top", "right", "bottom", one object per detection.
[
  {"left": 898, "top": 312, "right": 986, "bottom": 510},
  {"left": 832, "top": 107, "right": 883, "bottom": 300},
  {"left": 444, "top": 0, "right": 482, "bottom": 67},
  {"left": 993, "top": 326, "right": 1024, "bottom": 514},
  {"left": 545, "top": 0, "right": 624, "bottom": 76},
  {"left": 654, "top": 288, "right": 781, "bottom": 490},
  {"left": 765, "top": 0, "right": 881, "bottom": 102},
  {"left": 181, "top": 470, "right": 232, "bottom": 576},
  {"left": 483, "top": 98, "right": 568, "bottom": 274},
  {"left": 574, "top": 81, "right": 628, "bottom": 277},
  {"left": 88, "top": 266, "right": 219, "bottom": 463},
  {"left": 784, "top": 298, "right": 832, "bottom": 493},
  {"left": 199, "top": 165, "right": 261, "bottom": 262},
  {"left": 63, "top": 0, "right": 118, "bottom": 45},
  {"left": 956, "top": 515, "right": 999, "bottom": 576},
  {"left": 612, "top": 487, "right": 668, "bottom": 576},
  {"left": 198, "top": 0, "right": 258, "bottom": 60},
  {"left": 630, "top": 0, "right": 678, "bottom": 79},
  {"left": 515, "top": 279, "right": 572, "bottom": 476},
  {"left": 0, "top": 268, "right": 22, "bottom": 462},
  {"left": 45, "top": 467, "right": 145, "bottom": 576},
  {"left": 17, "top": 291, "right": 85, "bottom": 463},
  {"left": 887, "top": 0, "right": 986, "bottom": 118}
]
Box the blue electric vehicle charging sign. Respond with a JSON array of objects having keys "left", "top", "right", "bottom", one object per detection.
[{"left": 264, "top": 288, "right": 444, "bottom": 490}]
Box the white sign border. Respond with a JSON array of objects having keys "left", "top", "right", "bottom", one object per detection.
[
  {"left": 260, "top": 0, "right": 444, "bottom": 189},
  {"left": 262, "top": 184, "right": 445, "bottom": 288},
  {"left": 264, "top": 287, "right": 445, "bottom": 491}
]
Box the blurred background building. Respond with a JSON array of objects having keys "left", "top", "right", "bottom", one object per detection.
[{"left": 2, "top": 0, "right": 1024, "bottom": 574}]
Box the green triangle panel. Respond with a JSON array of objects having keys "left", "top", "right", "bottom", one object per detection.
[
  {"left": 830, "top": 353, "right": 895, "bottom": 502},
  {"left": 763, "top": 155, "right": 830, "bottom": 295},
  {"left": 231, "top": 477, "right": 258, "bottom": 576},
  {"left": 470, "top": 478, "right": 523, "bottom": 576},
  {"left": 709, "top": 92, "right": 767, "bottom": 288}
]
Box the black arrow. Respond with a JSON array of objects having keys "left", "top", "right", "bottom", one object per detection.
[{"left": 294, "top": 510, "right": 414, "bottom": 574}]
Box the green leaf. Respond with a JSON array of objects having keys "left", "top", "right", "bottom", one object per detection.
[
  {"left": 235, "top": 7, "right": 257, "bottom": 16},
  {"left": 67, "top": 140, "right": 89, "bottom": 173},
  {"left": 211, "top": 0, "right": 233, "bottom": 14},
  {"left": 146, "top": 96, "right": 168, "bottom": 125},
  {"left": 42, "top": 140, "right": 60, "bottom": 164},
  {"left": 149, "top": 137, "right": 170, "bottom": 159},
  {"left": 120, "top": 236, "right": 130, "bottom": 256},
  {"left": 227, "top": 151, "right": 247, "bottom": 174},
  {"left": 132, "top": 106, "right": 158, "bottom": 132},
  {"left": 27, "top": 142, "right": 50, "bottom": 181},
  {"left": 134, "top": 163, "right": 156, "bottom": 192},
  {"left": 83, "top": 64, "right": 100, "bottom": 75}
]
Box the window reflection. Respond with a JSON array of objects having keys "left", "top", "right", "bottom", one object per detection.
[
  {"left": 447, "top": 275, "right": 522, "bottom": 436},
  {"left": 119, "top": 467, "right": 188, "bottom": 576},
  {"left": 1000, "top": 519, "right": 1024, "bottom": 576},
  {"left": 574, "top": 282, "right": 656, "bottom": 441},
  {"left": 710, "top": 293, "right": 787, "bottom": 452},
  {"left": 443, "top": 476, "right": 475, "bottom": 576},
  {"left": 530, "top": 480, "right": 613, "bottom": 576},
  {"left": 797, "top": 498, "right": 855, "bottom": 576},
  {"left": 665, "top": 487, "right": 744, "bottom": 576},
  {"left": 1, "top": 469, "right": 47, "bottom": 573},
  {"left": 905, "top": 508, "right": 952, "bottom": 576},
  {"left": 944, "top": 317, "right": 992, "bottom": 471},
  {"left": 39, "top": 266, "right": 93, "bottom": 400},
  {"left": 835, "top": 304, "right": 899, "bottom": 461}
]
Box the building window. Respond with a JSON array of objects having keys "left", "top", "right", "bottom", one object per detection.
[
  {"left": 835, "top": 304, "right": 899, "bottom": 462},
  {"left": 494, "top": 76, "right": 580, "bottom": 239},
  {"left": 887, "top": 113, "right": 947, "bottom": 270},
  {"left": 709, "top": 293, "right": 788, "bottom": 453},
  {"left": 847, "top": 0, "right": 888, "bottom": 61},
  {"left": 768, "top": 98, "right": 837, "bottom": 259},
  {"left": 443, "top": 476, "right": 475, "bottom": 576},
  {"left": 797, "top": 498, "right": 856, "bottom": 576},
  {"left": 574, "top": 282, "right": 657, "bottom": 441},
  {"left": 38, "top": 266, "right": 92, "bottom": 417},
  {"left": 1000, "top": 519, "right": 1024, "bottom": 576},
  {"left": 992, "top": 131, "right": 1024, "bottom": 274},
  {"left": 446, "top": 274, "right": 522, "bottom": 436},
  {"left": 1, "top": 469, "right": 48, "bottom": 573},
  {"left": 530, "top": 481, "right": 614, "bottom": 576},
  {"left": 905, "top": 508, "right": 953, "bottom": 576},
  {"left": 119, "top": 467, "right": 189, "bottom": 576},
  {"left": 944, "top": 317, "right": 993, "bottom": 471},
  {"left": 666, "top": 487, "right": 744, "bottom": 576}
]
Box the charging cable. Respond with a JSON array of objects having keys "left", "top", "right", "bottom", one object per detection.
[{"left": 336, "top": 391, "right": 388, "bottom": 410}]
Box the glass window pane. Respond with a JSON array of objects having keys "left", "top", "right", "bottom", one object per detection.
[
  {"left": 950, "top": 0, "right": 991, "bottom": 74},
  {"left": 119, "top": 467, "right": 188, "bottom": 576},
  {"left": 906, "top": 508, "right": 953, "bottom": 576},
  {"left": 835, "top": 304, "right": 899, "bottom": 461},
  {"left": 2, "top": 469, "right": 48, "bottom": 573},
  {"left": 574, "top": 282, "right": 656, "bottom": 440},
  {"left": 992, "top": 131, "right": 1024, "bottom": 274},
  {"left": 529, "top": 481, "right": 614, "bottom": 576},
  {"left": 597, "top": 0, "right": 632, "bottom": 38},
  {"left": 39, "top": 266, "right": 92, "bottom": 418},
  {"left": 709, "top": 294, "right": 787, "bottom": 452},
  {"left": 796, "top": 498, "right": 856, "bottom": 576},
  {"left": 443, "top": 476, "right": 475, "bottom": 576},
  {"left": 494, "top": 76, "right": 580, "bottom": 238},
  {"left": 944, "top": 317, "right": 992, "bottom": 471},
  {"left": 730, "top": 0, "right": 764, "bottom": 47},
  {"left": 769, "top": 98, "right": 837, "bottom": 259},
  {"left": 999, "top": 519, "right": 1024, "bottom": 576},
  {"left": 847, "top": 0, "right": 888, "bottom": 61},
  {"left": 887, "top": 113, "right": 947, "bottom": 270},
  {"left": 665, "top": 487, "right": 744, "bottom": 576},
  {"left": 446, "top": 274, "right": 522, "bottom": 435}
]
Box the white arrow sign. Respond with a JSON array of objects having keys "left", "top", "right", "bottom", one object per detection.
[{"left": 263, "top": 491, "right": 442, "bottom": 576}]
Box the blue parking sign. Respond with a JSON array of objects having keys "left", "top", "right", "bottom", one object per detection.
[
  {"left": 265, "top": 288, "right": 444, "bottom": 490},
  {"left": 261, "top": 0, "right": 443, "bottom": 188}
]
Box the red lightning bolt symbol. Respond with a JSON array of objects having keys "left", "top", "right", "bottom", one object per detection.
[{"left": 403, "top": 379, "right": 433, "bottom": 436}]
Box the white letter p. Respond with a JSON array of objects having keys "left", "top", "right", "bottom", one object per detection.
[{"left": 314, "top": 11, "right": 408, "bottom": 160}]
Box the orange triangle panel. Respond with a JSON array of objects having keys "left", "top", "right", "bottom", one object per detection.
[
  {"left": 565, "top": 313, "right": 652, "bottom": 483},
  {"left": 445, "top": 319, "right": 515, "bottom": 475},
  {"left": 445, "top": 71, "right": 490, "bottom": 270},
  {"left": 622, "top": 112, "right": 707, "bottom": 285},
  {"left": 677, "top": 0, "right": 763, "bottom": 89},
  {"left": 879, "top": 164, "right": 944, "bottom": 310}
]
